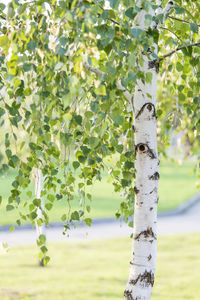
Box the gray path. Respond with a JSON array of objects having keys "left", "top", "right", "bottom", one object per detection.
[{"left": 0, "top": 200, "right": 200, "bottom": 247}]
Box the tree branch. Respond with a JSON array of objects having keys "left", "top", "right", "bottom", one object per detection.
[
  {"left": 97, "top": 13, "right": 120, "bottom": 26},
  {"left": 83, "top": 63, "right": 133, "bottom": 103},
  {"left": 160, "top": 26, "right": 183, "bottom": 43},
  {"left": 157, "top": 42, "right": 200, "bottom": 63},
  {"left": 169, "top": 16, "right": 200, "bottom": 27}
]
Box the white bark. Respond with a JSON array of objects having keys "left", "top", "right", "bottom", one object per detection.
[
  {"left": 124, "top": 1, "right": 175, "bottom": 299},
  {"left": 35, "top": 169, "right": 46, "bottom": 239}
]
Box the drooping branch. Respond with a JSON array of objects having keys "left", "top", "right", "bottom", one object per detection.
[
  {"left": 160, "top": 26, "right": 183, "bottom": 43},
  {"left": 83, "top": 63, "right": 133, "bottom": 103},
  {"left": 159, "top": 42, "right": 200, "bottom": 62},
  {"left": 169, "top": 16, "right": 200, "bottom": 27}
]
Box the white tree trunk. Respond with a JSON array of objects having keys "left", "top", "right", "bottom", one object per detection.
[
  {"left": 35, "top": 168, "right": 46, "bottom": 266},
  {"left": 124, "top": 2, "right": 161, "bottom": 300}
]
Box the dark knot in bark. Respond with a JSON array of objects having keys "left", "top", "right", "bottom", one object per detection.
[
  {"left": 135, "top": 102, "right": 157, "bottom": 120},
  {"left": 134, "top": 186, "right": 140, "bottom": 194},
  {"left": 135, "top": 143, "right": 156, "bottom": 159},
  {"left": 148, "top": 59, "right": 159, "bottom": 73}
]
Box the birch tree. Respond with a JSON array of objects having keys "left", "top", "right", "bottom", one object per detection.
[
  {"left": 34, "top": 168, "right": 46, "bottom": 266},
  {"left": 0, "top": 0, "right": 200, "bottom": 298}
]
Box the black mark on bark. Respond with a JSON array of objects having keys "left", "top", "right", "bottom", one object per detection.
[
  {"left": 124, "top": 290, "right": 134, "bottom": 300},
  {"left": 135, "top": 102, "right": 156, "bottom": 119},
  {"left": 135, "top": 143, "right": 156, "bottom": 159},
  {"left": 150, "top": 207, "right": 153, "bottom": 211},
  {"left": 150, "top": 187, "right": 157, "bottom": 194},
  {"left": 134, "top": 186, "right": 140, "bottom": 194},
  {"left": 148, "top": 254, "right": 152, "bottom": 261},
  {"left": 148, "top": 59, "right": 159, "bottom": 73},
  {"left": 129, "top": 270, "right": 155, "bottom": 287},
  {"left": 135, "top": 226, "right": 156, "bottom": 241},
  {"left": 149, "top": 172, "right": 160, "bottom": 180}
]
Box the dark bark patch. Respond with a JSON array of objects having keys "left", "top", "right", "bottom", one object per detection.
[
  {"left": 134, "top": 186, "right": 140, "bottom": 194},
  {"left": 149, "top": 172, "right": 160, "bottom": 180},
  {"left": 124, "top": 290, "right": 134, "bottom": 300},
  {"left": 148, "top": 254, "right": 152, "bottom": 261},
  {"left": 135, "top": 143, "right": 156, "bottom": 159},
  {"left": 129, "top": 270, "right": 155, "bottom": 288},
  {"left": 150, "top": 207, "right": 153, "bottom": 211},
  {"left": 134, "top": 226, "right": 156, "bottom": 241},
  {"left": 148, "top": 59, "right": 159, "bottom": 73},
  {"left": 135, "top": 102, "right": 156, "bottom": 119}
]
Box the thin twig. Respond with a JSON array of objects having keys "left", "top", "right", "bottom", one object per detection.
[
  {"left": 97, "top": 13, "right": 120, "bottom": 26},
  {"left": 169, "top": 16, "right": 200, "bottom": 27},
  {"left": 160, "top": 26, "right": 183, "bottom": 43}
]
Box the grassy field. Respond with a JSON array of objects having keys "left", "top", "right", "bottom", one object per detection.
[
  {"left": 0, "top": 234, "right": 199, "bottom": 299},
  {"left": 0, "top": 160, "right": 198, "bottom": 225}
]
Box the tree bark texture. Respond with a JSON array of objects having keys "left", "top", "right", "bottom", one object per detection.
[
  {"left": 35, "top": 168, "right": 45, "bottom": 238},
  {"left": 124, "top": 2, "right": 161, "bottom": 299}
]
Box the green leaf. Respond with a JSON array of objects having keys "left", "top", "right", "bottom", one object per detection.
[
  {"left": 108, "top": 0, "right": 119, "bottom": 9},
  {"left": 0, "top": 108, "right": 5, "bottom": 118},
  {"left": 190, "top": 23, "right": 199, "bottom": 34},
  {"left": 125, "top": 7, "right": 137, "bottom": 20},
  {"left": 10, "top": 225, "right": 15, "bottom": 232},
  {"left": 176, "top": 62, "right": 183, "bottom": 72},
  {"left": 30, "top": 211, "right": 37, "bottom": 220},
  {"left": 41, "top": 245, "right": 48, "bottom": 253},
  {"left": 0, "top": 3, "right": 5, "bottom": 10},
  {"left": 74, "top": 115, "right": 82, "bottom": 125},
  {"left": 43, "top": 256, "right": 50, "bottom": 265},
  {"left": 114, "top": 115, "right": 124, "bottom": 126},
  {"left": 71, "top": 211, "right": 79, "bottom": 221},
  {"left": 131, "top": 28, "right": 143, "bottom": 39},
  {"left": 73, "top": 161, "right": 80, "bottom": 169},
  {"left": 89, "top": 137, "right": 99, "bottom": 148},
  {"left": 45, "top": 203, "right": 53, "bottom": 211},
  {"left": 84, "top": 218, "right": 92, "bottom": 226},
  {"left": 174, "top": 6, "right": 185, "bottom": 14},
  {"left": 61, "top": 214, "right": 67, "bottom": 221},
  {"left": 6, "top": 204, "right": 14, "bottom": 211},
  {"left": 95, "top": 85, "right": 106, "bottom": 96},
  {"left": 86, "top": 205, "right": 91, "bottom": 213},
  {"left": 6, "top": 149, "right": 12, "bottom": 158},
  {"left": 27, "top": 41, "right": 36, "bottom": 51},
  {"left": 39, "top": 234, "right": 46, "bottom": 244}
]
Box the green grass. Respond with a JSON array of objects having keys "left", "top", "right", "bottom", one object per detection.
[
  {"left": 0, "top": 234, "right": 200, "bottom": 299},
  {"left": 0, "top": 160, "right": 198, "bottom": 225}
]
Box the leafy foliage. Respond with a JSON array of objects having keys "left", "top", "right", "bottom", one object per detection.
[{"left": 0, "top": 0, "right": 200, "bottom": 262}]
